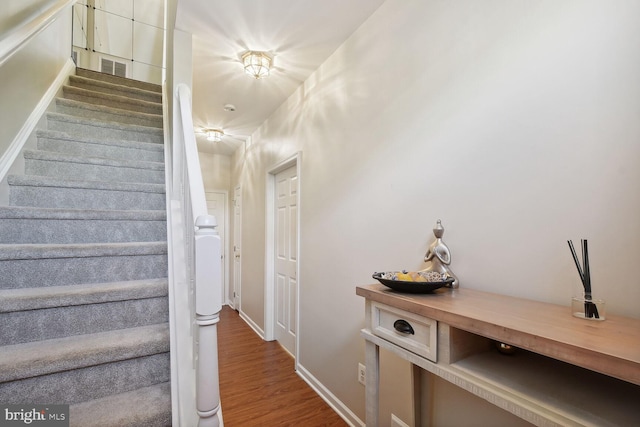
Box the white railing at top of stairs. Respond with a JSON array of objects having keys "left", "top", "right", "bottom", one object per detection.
[
  {"left": 0, "top": 0, "right": 75, "bottom": 68},
  {"left": 174, "top": 83, "right": 223, "bottom": 427}
]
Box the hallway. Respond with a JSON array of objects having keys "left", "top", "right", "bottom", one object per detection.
[{"left": 218, "top": 306, "right": 349, "bottom": 426}]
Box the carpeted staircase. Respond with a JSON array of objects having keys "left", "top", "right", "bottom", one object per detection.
[{"left": 0, "top": 68, "right": 171, "bottom": 426}]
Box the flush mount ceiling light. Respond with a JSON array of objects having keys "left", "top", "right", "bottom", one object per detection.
[
  {"left": 206, "top": 129, "right": 224, "bottom": 142},
  {"left": 242, "top": 51, "right": 272, "bottom": 79}
]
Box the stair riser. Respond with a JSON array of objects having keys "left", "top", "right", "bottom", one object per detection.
[
  {"left": 76, "top": 68, "right": 162, "bottom": 94},
  {"left": 56, "top": 101, "right": 162, "bottom": 129},
  {"left": 38, "top": 137, "right": 164, "bottom": 163},
  {"left": 0, "top": 218, "right": 166, "bottom": 244},
  {"left": 69, "top": 383, "right": 172, "bottom": 427},
  {"left": 0, "top": 297, "right": 168, "bottom": 345},
  {"left": 47, "top": 115, "right": 163, "bottom": 144},
  {"left": 10, "top": 186, "right": 165, "bottom": 210},
  {"left": 63, "top": 89, "right": 162, "bottom": 115},
  {"left": 25, "top": 158, "right": 165, "bottom": 184},
  {"left": 0, "top": 353, "right": 170, "bottom": 405},
  {"left": 0, "top": 254, "right": 167, "bottom": 289},
  {"left": 69, "top": 78, "right": 162, "bottom": 104}
]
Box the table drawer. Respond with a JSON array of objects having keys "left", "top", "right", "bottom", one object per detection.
[{"left": 370, "top": 301, "right": 437, "bottom": 362}]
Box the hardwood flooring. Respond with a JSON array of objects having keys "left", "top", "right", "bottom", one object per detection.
[{"left": 218, "top": 306, "right": 349, "bottom": 427}]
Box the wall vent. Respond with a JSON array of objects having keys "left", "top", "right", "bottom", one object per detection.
[{"left": 100, "top": 58, "right": 127, "bottom": 77}]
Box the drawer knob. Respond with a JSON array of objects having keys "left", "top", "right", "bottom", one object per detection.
[{"left": 393, "top": 319, "right": 415, "bottom": 335}]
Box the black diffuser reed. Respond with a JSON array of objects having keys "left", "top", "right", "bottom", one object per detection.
[{"left": 567, "top": 239, "right": 599, "bottom": 319}]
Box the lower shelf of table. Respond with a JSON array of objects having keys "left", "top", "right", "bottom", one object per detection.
[
  {"left": 362, "top": 328, "right": 640, "bottom": 427},
  {"left": 451, "top": 349, "right": 640, "bottom": 427}
]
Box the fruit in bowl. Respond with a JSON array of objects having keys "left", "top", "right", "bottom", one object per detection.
[
  {"left": 380, "top": 270, "right": 447, "bottom": 283},
  {"left": 373, "top": 270, "right": 454, "bottom": 293}
]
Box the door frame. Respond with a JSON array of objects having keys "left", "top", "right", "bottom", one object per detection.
[
  {"left": 265, "top": 152, "right": 301, "bottom": 362},
  {"left": 205, "top": 190, "right": 229, "bottom": 306},
  {"left": 232, "top": 185, "right": 242, "bottom": 310}
]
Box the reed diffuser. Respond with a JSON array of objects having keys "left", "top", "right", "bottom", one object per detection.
[{"left": 567, "top": 239, "right": 604, "bottom": 320}]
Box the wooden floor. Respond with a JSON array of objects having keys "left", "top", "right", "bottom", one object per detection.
[{"left": 218, "top": 306, "right": 348, "bottom": 427}]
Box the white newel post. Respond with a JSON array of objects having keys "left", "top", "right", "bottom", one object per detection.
[{"left": 194, "top": 214, "right": 222, "bottom": 427}]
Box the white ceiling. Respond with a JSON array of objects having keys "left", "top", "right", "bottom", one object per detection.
[{"left": 175, "top": 0, "right": 386, "bottom": 155}]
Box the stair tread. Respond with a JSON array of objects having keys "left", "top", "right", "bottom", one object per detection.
[
  {"left": 8, "top": 174, "right": 165, "bottom": 192},
  {"left": 64, "top": 84, "right": 162, "bottom": 109},
  {"left": 75, "top": 68, "right": 162, "bottom": 93},
  {"left": 0, "top": 324, "right": 169, "bottom": 383},
  {"left": 69, "top": 382, "right": 171, "bottom": 427},
  {"left": 37, "top": 129, "right": 164, "bottom": 151},
  {"left": 0, "top": 206, "right": 166, "bottom": 220},
  {"left": 0, "top": 241, "right": 168, "bottom": 260},
  {"left": 69, "top": 75, "right": 163, "bottom": 102},
  {"left": 23, "top": 149, "right": 165, "bottom": 170},
  {"left": 57, "top": 96, "right": 161, "bottom": 117},
  {"left": 47, "top": 112, "right": 163, "bottom": 135},
  {"left": 0, "top": 278, "right": 168, "bottom": 313},
  {"left": 56, "top": 98, "right": 162, "bottom": 123}
]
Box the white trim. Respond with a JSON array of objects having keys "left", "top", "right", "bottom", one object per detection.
[
  {"left": 265, "top": 174, "right": 275, "bottom": 341},
  {"left": 0, "top": 58, "right": 75, "bottom": 183},
  {"left": 265, "top": 152, "right": 302, "bottom": 365},
  {"left": 205, "top": 190, "right": 230, "bottom": 306},
  {"left": 232, "top": 185, "right": 242, "bottom": 311},
  {"left": 297, "top": 364, "right": 364, "bottom": 427},
  {"left": 0, "top": 0, "right": 75, "bottom": 68},
  {"left": 239, "top": 309, "right": 266, "bottom": 340}
]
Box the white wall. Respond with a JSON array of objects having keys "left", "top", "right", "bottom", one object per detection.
[
  {"left": 231, "top": 0, "right": 640, "bottom": 423},
  {"left": 1, "top": 0, "right": 51, "bottom": 35},
  {"left": 200, "top": 152, "right": 231, "bottom": 191},
  {"left": 0, "top": 0, "right": 73, "bottom": 203},
  {"left": 72, "top": 0, "right": 165, "bottom": 84}
]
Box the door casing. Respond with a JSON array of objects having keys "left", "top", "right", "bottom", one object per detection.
[
  {"left": 232, "top": 185, "right": 242, "bottom": 310},
  {"left": 205, "top": 190, "right": 229, "bottom": 306},
  {"left": 265, "top": 152, "right": 301, "bottom": 364}
]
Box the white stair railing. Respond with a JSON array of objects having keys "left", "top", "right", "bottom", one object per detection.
[{"left": 173, "top": 83, "right": 223, "bottom": 427}]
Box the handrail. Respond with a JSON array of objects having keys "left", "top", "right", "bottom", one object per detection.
[
  {"left": 174, "top": 82, "right": 223, "bottom": 427},
  {"left": 176, "top": 83, "right": 208, "bottom": 218},
  {"left": 0, "top": 0, "right": 75, "bottom": 68}
]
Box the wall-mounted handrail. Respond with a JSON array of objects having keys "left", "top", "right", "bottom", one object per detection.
[{"left": 0, "top": 0, "right": 75, "bottom": 68}]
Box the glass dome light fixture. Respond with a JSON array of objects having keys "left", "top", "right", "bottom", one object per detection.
[
  {"left": 206, "top": 129, "right": 224, "bottom": 142},
  {"left": 242, "top": 51, "right": 272, "bottom": 79}
]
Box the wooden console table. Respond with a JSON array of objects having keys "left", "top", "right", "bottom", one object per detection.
[{"left": 357, "top": 284, "right": 640, "bottom": 427}]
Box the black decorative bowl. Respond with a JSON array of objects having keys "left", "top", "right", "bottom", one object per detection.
[{"left": 372, "top": 272, "right": 454, "bottom": 294}]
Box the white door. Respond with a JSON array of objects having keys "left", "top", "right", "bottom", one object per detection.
[
  {"left": 205, "top": 192, "right": 227, "bottom": 305},
  {"left": 232, "top": 186, "right": 241, "bottom": 310},
  {"left": 275, "top": 165, "right": 298, "bottom": 355}
]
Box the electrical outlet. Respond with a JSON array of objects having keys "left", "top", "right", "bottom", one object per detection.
[{"left": 358, "top": 363, "right": 366, "bottom": 385}]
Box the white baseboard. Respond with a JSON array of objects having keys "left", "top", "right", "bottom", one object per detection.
[
  {"left": 238, "top": 310, "right": 265, "bottom": 340},
  {"left": 0, "top": 57, "right": 75, "bottom": 183},
  {"left": 296, "top": 364, "right": 365, "bottom": 427}
]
